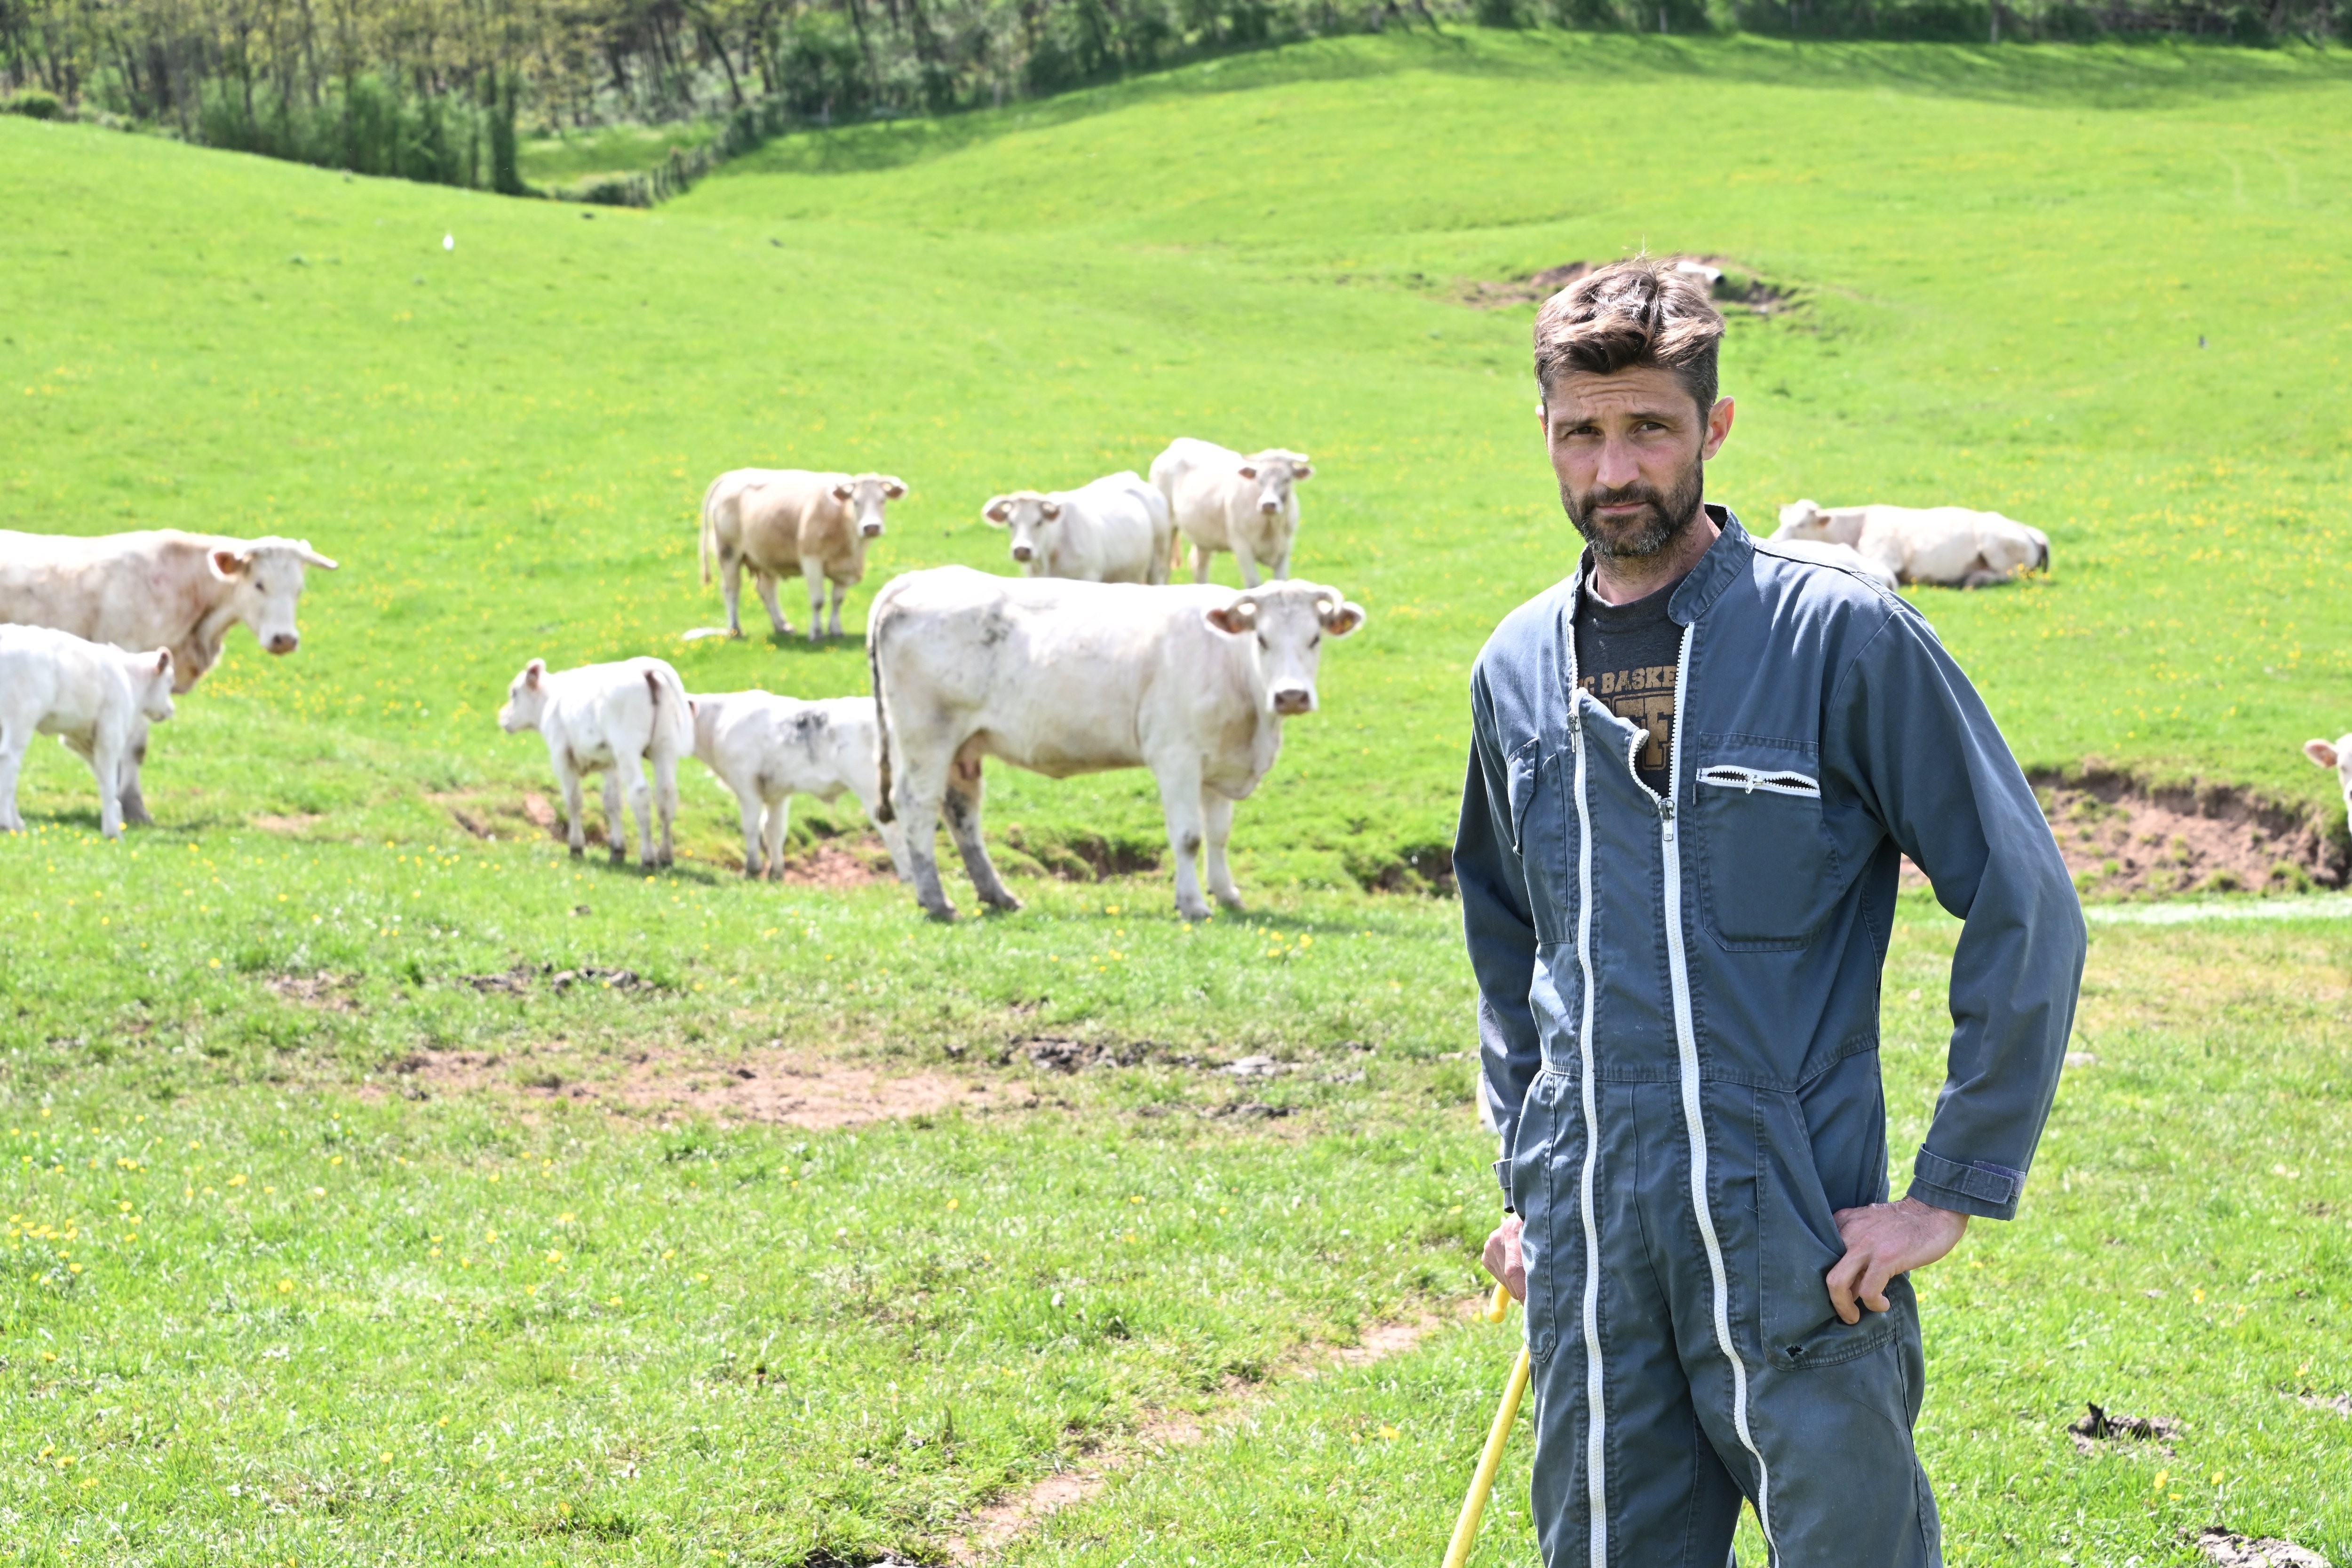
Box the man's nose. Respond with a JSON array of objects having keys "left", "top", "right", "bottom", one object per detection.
[{"left": 1594, "top": 438, "right": 1644, "bottom": 490}]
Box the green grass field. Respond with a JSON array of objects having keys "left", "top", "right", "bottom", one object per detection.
[{"left": 4, "top": 30, "right": 2352, "bottom": 1566}]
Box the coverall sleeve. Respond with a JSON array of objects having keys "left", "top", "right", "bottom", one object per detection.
[
  {"left": 1456, "top": 666, "right": 1543, "bottom": 1210},
  {"left": 1824, "top": 606, "right": 2086, "bottom": 1222}
]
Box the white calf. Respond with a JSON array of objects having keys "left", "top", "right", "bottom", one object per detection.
[
  {"left": 0, "top": 626, "right": 175, "bottom": 839},
  {"left": 498, "top": 657, "right": 692, "bottom": 869},
  {"left": 689, "top": 690, "right": 911, "bottom": 882}
]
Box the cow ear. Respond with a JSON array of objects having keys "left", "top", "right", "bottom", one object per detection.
[
  {"left": 1041, "top": 501, "right": 1062, "bottom": 520},
  {"left": 209, "top": 548, "right": 250, "bottom": 580},
  {"left": 154, "top": 649, "right": 174, "bottom": 677},
  {"left": 1318, "top": 598, "right": 1366, "bottom": 637},
  {"left": 295, "top": 542, "right": 339, "bottom": 570},
  {"left": 1204, "top": 600, "right": 1257, "bottom": 637},
  {"left": 982, "top": 497, "right": 1012, "bottom": 526},
  {"left": 525, "top": 658, "right": 546, "bottom": 689},
  {"left": 883, "top": 478, "right": 907, "bottom": 500},
  {"left": 832, "top": 483, "right": 855, "bottom": 502},
  {"left": 2305, "top": 739, "right": 2340, "bottom": 770},
  {"left": 687, "top": 698, "right": 700, "bottom": 719},
  {"left": 1292, "top": 462, "right": 1313, "bottom": 480},
  {"left": 1236, "top": 465, "right": 1258, "bottom": 481}
]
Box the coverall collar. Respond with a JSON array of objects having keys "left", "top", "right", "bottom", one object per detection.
[{"left": 1571, "top": 503, "right": 1752, "bottom": 627}]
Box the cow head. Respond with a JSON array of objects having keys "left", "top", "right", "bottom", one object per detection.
[
  {"left": 1236, "top": 450, "right": 1312, "bottom": 519},
  {"left": 208, "top": 537, "right": 339, "bottom": 657},
  {"left": 1774, "top": 500, "right": 1861, "bottom": 547},
  {"left": 2305, "top": 735, "right": 2352, "bottom": 834},
  {"left": 1978, "top": 524, "right": 2049, "bottom": 580},
  {"left": 829, "top": 474, "right": 907, "bottom": 540},
  {"left": 499, "top": 659, "right": 550, "bottom": 733},
  {"left": 1204, "top": 579, "right": 1365, "bottom": 717},
  {"left": 126, "top": 648, "right": 175, "bottom": 725},
  {"left": 981, "top": 491, "right": 1063, "bottom": 569}
]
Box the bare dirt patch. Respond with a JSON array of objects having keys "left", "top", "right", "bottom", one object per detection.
[
  {"left": 395, "top": 1043, "right": 973, "bottom": 1130},
  {"left": 2197, "top": 1528, "right": 2335, "bottom": 1568},
  {"left": 943, "top": 1301, "right": 1467, "bottom": 1564},
  {"left": 2067, "top": 1402, "right": 2183, "bottom": 1456},
  {"left": 267, "top": 971, "right": 358, "bottom": 1011},
  {"left": 773, "top": 841, "right": 890, "bottom": 889},
  {"left": 254, "top": 812, "right": 327, "bottom": 835},
  {"left": 1456, "top": 255, "right": 1791, "bottom": 313},
  {"left": 2035, "top": 766, "right": 2340, "bottom": 898}
]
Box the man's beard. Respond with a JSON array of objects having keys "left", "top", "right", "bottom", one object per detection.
[{"left": 1565, "top": 459, "right": 1707, "bottom": 561}]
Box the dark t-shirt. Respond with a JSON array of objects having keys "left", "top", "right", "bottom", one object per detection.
[{"left": 1574, "top": 573, "right": 1689, "bottom": 797}]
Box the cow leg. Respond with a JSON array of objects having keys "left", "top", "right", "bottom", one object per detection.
[
  {"left": 600, "top": 772, "right": 627, "bottom": 862},
  {"left": 1203, "top": 791, "right": 1244, "bottom": 911},
  {"left": 802, "top": 558, "right": 828, "bottom": 643},
  {"left": 1232, "top": 539, "right": 1263, "bottom": 590},
  {"left": 1191, "top": 541, "right": 1215, "bottom": 584},
  {"left": 614, "top": 756, "right": 655, "bottom": 869},
  {"left": 652, "top": 749, "right": 679, "bottom": 868},
  {"left": 722, "top": 554, "right": 747, "bottom": 639},
  {"left": 557, "top": 761, "right": 588, "bottom": 858},
  {"left": 827, "top": 580, "right": 848, "bottom": 640},
  {"left": 755, "top": 572, "right": 793, "bottom": 638},
  {"left": 763, "top": 794, "right": 792, "bottom": 881},
  {"left": 0, "top": 723, "right": 25, "bottom": 833},
  {"left": 118, "top": 717, "right": 152, "bottom": 827},
  {"left": 732, "top": 787, "right": 766, "bottom": 877},
  {"left": 891, "top": 758, "right": 958, "bottom": 921},
  {"left": 88, "top": 733, "right": 125, "bottom": 840},
  {"left": 1151, "top": 759, "right": 1212, "bottom": 922},
  {"left": 945, "top": 748, "right": 1021, "bottom": 913}
]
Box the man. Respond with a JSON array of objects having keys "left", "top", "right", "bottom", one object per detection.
[{"left": 1455, "top": 257, "right": 2083, "bottom": 1566}]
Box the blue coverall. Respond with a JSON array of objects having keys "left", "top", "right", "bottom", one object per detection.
[{"left": 1456, "top": 514, "right": 2085, "bottom": 1567}]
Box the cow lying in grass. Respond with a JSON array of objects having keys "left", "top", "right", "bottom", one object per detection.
[
  {"left": 0, "top": 626, "right": 175, "bottom": 839},
  {"left": 1775, "top": 499, "right": 2047, "bottom": 589},
  {"left": 0, "top": 528, "right": 337, "bottom": 822},
  {"left": 689, "top": 690, "right": 910, "bottom": 883},
  {"left": 868, "top": 566, "right": 1365, "bottom": 921},
  {"left": 499, "top": 657, "right": 692, "bottom": 870}
]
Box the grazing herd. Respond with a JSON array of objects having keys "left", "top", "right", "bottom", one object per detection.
[{"left": 51, "top": 450, "right": 2316, "bottom": 919}]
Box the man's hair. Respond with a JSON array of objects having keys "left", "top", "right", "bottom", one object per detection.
[{"left": 1534, "top": 257, "right": 1725, "bottom": 417}]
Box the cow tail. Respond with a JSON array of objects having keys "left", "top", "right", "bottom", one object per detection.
[
  {"left": 647, "top": 664, "right": 691, "bottom": 756},
  {"left": 699, "top": 474, "right": 723, "bottom": 586},
  {"left": 868, "top": 594, "right": 896, "bottom": 825}
]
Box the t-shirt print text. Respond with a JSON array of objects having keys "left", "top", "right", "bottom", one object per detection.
[{"left": 1579, "top": 665, "right": 1677, "bottom": 777}]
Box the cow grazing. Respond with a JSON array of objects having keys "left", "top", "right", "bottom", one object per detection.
[
  {"left": 0, "top": 529, "right": 338, "bottom": 823},
  {"left": 699, "top": 469, "right": 907, "bottom": 641},
  {"left": 499, "top": 657, "right": 692, "bottom": 870},
  {"left": 982, "top": 471, "right": 1173, "bottom": 585},
  {"left": 0, "top": 625, "right": 175, "bottom": 839},
  {"left": 1774, "top": 500, "right": 2049, "bottom": 590},
  {"left": 2304, "top": 736, "right": 2352, "bottom": 836},
  {"left": 1756, "top": 536, "right": 1901, "bottom": 592},
  {"left": 1149, "top": 438, "right": 1312, "bottom": 588},
  {"left": 689, "top": 690, "right": 911, "bottom": 883},
  {"left": 868, "top": 566, "right": 1366, "bottom": 921}
]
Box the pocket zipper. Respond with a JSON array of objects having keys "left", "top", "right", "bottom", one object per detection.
[{"left": 1696, "top": 764, "right": 1820, "bottom": 799}]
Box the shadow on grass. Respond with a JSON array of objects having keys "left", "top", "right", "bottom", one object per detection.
[{"left": 709, "top": 30, "right": 2352, "bottom": 183}]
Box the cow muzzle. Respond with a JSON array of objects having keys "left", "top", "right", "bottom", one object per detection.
[
  {"left": 1271, "top": 685, "right": 1315, "bottom": 716},
  {"left": 1010, "top": 545, "right": 1034, "bottom": 563},
  {"left": 1259, "top": 499, "right": 1282, "bottom": 515},
  {"left": 861, "top": 522, "right": 884, "bottom": 539},
  {"left": 266, "top": 633, "right": 299, "bottom": 655}
]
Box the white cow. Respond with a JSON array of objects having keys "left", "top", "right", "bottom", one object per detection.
[
  {"left": 0, "top": 529, "right": 338, "bottom": 822},
  {"left": 498, "top": 657, "right": 692, "bottom": 870},
  {"left": 0, "top": 626, "right": 176, "bottom": 839},
  {"left": 699, "top": 469, "right": 906, "bottom": 641},
  {"left": 2303, "top": 736, "right": 2352, "bottom": 838},
  {"left": 1774, "top": 500, "right": 2049, "bottom": 589},
  {"left": 1149, "top": 438, "right": 1312, "bottom": 588},
  {"left": 1756, "top": 536, "right": 1901, "bottom": 592},
  {"left": 868, "top": 566, "right": 1366, "bottom": 921},
  {"left": 982, "top": 471, "right": 1173, "bottom": 585},
  {"left": 689, "top": 690, "right": 911, "bottom": 883}
]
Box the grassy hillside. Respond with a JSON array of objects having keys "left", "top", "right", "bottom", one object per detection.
[{"left": 5, "top": 32, "right": 2352, "bottom": 1568}]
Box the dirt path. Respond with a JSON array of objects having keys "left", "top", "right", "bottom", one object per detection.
[{"left": 942, "top": 1302, "right": 1474, "bottom": 1564}]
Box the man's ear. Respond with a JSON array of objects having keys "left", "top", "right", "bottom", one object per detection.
[
  {"left": 1700, "top": 396, "right": 1736, "bottom": 461},
  {"left": 2306, "top": 738, "right": 2340, "bottom": 770},
  {"left": 1204, "top": 600, "right": 1258, "bottom": 637},
  {"left": 209, "top": 548, "right": 253, "bottom": 580},
  {"left": 525, "top": 658, "right": 546, "bottom": 689},
  {"left": 982, "top": 497, "right": 1012, "bottom": 526}
]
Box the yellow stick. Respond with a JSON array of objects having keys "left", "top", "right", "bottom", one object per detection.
[{"left": 1443, "top": 1286, "right": 1531, "bottom": 1568}]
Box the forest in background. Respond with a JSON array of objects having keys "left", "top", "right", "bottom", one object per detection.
[{"left": 0, "top": 0, "right": 2345, "bottom": 196}]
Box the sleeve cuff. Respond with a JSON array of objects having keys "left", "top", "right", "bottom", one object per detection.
[
  {"left": 1908, "top": 1149, "right": 2025, "bottom": 1221},
  {"left": 1494, "top": 1157, "right": 1514, "bottom": 1215}
]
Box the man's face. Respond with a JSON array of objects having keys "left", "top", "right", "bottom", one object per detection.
[{"left": 1540, "top": 366, "right": 1734, "bottom": 560}]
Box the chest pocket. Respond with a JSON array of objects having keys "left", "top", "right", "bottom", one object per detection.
[
  {"left": 1505, "top": 736, "right": 1571, "bottom": 943},
  {"left": 1692, "top": 741, "right": 1838, "bottom": 950}
]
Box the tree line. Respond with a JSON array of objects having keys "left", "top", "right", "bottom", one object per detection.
[{"left": 1, "top": 0, "right": 2341, "bottom": 196}]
